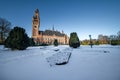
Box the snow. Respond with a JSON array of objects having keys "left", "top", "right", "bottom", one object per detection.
[
  {"left": 46, "top": 48, "right": 72, "bottom": 66},
  {"left": 0, "top": 45, "right": 120, "bottom": 80}
]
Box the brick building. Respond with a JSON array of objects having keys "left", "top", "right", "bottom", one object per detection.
[{"left": 32, "top": 9, "right": 69, "bottom": 45}]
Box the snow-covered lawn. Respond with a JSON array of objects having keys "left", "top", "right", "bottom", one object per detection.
[{"left": 0, "top": 45, "right": 120, "bottom": 80}]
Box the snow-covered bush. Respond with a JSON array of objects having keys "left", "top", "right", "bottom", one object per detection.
[{"left": 46, "top": 48, "right": 72, "bottom": 66}]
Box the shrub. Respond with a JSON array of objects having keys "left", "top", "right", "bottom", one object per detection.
[
  {"left": 111, "top": 40, "right": 120, "bottom": 45},
  {"left": 94, "top": 40, "right": 100, "bottom": 45},
  {"left": 4, "top": 26, "right": 29, "bottom": 50},
  {"left": 69, "top": 32, "right": 80, "bottom": 48},
  {"left": 54, "top": 39, "right": 58, "bottom": 46},
  {"left": 41, "top": 43, "right": 48, "bottom": 46},
  {"left": 29, "top": 38, "right": 35, "bottom": 46}
]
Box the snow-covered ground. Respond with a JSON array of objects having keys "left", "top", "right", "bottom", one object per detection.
[{"left": 0, "top": 45, "right": 120, "bottom": 80}]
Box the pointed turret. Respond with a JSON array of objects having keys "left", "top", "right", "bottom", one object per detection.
[{"left": 52, "top": 25, "right": 54, "bottom": 31}]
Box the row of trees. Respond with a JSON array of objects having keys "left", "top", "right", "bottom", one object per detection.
[
  {"left": 81, "top": 31, "right": 120, "bottom": 45},
  {"left": 109, "top": 31, "right": 120, "bottom": 45},
  {"left": 81, "top": 39, "right": 99, "bottom": 45}
]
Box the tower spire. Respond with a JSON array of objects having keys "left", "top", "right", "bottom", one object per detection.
[
  {"left": 32, "top": 9, "right": 40, "bottom": 37},
  {"left": 62, "top": 30, "right": 64, "bottom": 34},
  {"left": 35, "top": 8, "right": 39, "bottom": 13},
  {"left": 52, "top": 25, "right": 54, "bottom": 31}
]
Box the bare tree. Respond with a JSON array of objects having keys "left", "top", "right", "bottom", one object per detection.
[{"left": 0, "top": 17, "right": 11, "bottom": 43}]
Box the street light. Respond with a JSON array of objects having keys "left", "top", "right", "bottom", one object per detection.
[{"left": 89, "top": 35, "right": 93, "bottom": 48}]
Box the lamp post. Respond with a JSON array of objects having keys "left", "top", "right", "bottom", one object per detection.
[{"left": 89, "top": 35, "right": 93, "bottom": 48}]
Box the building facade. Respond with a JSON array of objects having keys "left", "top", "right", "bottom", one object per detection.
[
  {"left": 32, "top": 9, "right": 69, "bottom": 45},
  {"left": 98, "top": 34, "right": 109, "bottom": 44}
]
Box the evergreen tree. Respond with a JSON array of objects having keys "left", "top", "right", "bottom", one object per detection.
[
  {"left": 69, "top": 32, "right": 80, "bottom": 48},
  {"left": 4, "top": 26, "right": 29, "bottom": 50},
  {"left": 54, "top": 39, "right": 58, "bottom": 46},
  {"left": 29, "top": 38, "right": 35, "bottom": 46}
]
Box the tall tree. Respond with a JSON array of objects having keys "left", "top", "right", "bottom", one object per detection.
[{"left": 0, "top": 18, "right": 11, "bottom": 43}]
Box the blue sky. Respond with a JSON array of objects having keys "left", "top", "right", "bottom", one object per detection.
[{"left": 0, "top": 0, "right": 120, "bottom": 40}]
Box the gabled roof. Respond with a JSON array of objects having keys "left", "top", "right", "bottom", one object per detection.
[{"left": 39, "top": 30, "right": 65, "bottom": 37}]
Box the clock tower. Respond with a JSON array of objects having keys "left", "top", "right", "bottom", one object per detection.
[{"left": 32, "top": 9, "right": 40, "bottom": 38}]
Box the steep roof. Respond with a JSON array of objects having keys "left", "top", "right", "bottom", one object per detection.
[{"left": 39, "top": 30, "right": 65, "bottom": 37}]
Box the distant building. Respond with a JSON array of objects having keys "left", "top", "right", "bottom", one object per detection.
[
  {"left": 81, "top": 39, "right": 98, "bottom": 45},
  {"left": 98, "top": 34, "right": 109, "bottom": 44},
  {"left": 32, "top": 9, "right": 69, "bottom": 45}
]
